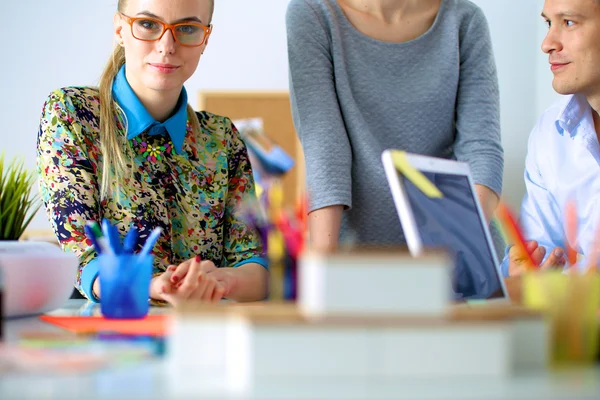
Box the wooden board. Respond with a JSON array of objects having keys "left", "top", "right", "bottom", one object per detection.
[
  {"left": 197, "top": 91, "right": 305, "bottom": 209},
  {"left": 20, "top": 228, "right": 59, "bottom": 244}
]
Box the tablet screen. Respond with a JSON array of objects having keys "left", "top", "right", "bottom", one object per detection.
[{"left": 401, "top": 171, "right": 504, "bottom": 300}]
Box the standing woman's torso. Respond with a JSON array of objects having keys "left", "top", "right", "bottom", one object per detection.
[
  {"left": 302, "top": 0, "right": 478, "bottom": 244},
  {"left": 326, "top": 0, "right": 460, "bottom": 157}
]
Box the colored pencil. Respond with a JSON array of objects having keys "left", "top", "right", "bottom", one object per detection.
[{"left": 496, "top": 203, "right": 538, "bottom": 270}]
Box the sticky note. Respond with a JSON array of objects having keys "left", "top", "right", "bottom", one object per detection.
[
  {"left": 40, "top": 315, "right": 169, "bottom": 337},
  {"left": 391, "top": 151, "right": 443, "bottom": 198}
]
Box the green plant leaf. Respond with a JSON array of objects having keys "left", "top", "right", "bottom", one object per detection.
[
  {"left": 0, "top": 152, "right": 42, "bottom": 240},
  {"left": 15, "top": 200, "right": 41, "bottom": 239}
]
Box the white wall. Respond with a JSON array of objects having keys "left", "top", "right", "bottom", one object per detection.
[
  {"left": 472, "top": 0, "right": 546, "bottom": 211},
  {"left": 0, "top": 0, "right": 556, "bottom": 231},
  {"left": 479, "top": 0, "right": 560, "bottom": 211},
  {"left": 0, "top": 0, "right": 291, "bottom": 230}
]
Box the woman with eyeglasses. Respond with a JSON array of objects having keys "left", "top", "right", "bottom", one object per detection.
[
  {"left": 286, "top": 0, "right": 504, "bottom": 252},
  {"left": 37, "top": 0, "right": 268, "bottom": 305}
]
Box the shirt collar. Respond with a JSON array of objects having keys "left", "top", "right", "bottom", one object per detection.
[
  {"left": 554, "top": 93, "right": 589, "bottom": 138},
  {"left": 112, "top": 65, "right": 189, "bottom": 153}
]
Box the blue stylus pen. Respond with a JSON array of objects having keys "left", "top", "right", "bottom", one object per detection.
[
  {"left": 102, "top": 219, "right": 122, "bottom": 254},
  {"left": 139, "top": 227, "right": 163, "bottom": 257},
  {"left": 123, "top": 226, "right": 139, "bottom": 254}
]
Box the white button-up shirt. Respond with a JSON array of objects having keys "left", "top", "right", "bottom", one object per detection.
[{"left": 501, "top": 93, "right": 600, "bottom": 276}]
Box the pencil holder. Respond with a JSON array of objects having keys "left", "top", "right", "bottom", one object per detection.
[
  {"left": 522, "top": 270, "right": 600, "bottom": 365},
  {"left": 98, "top": 254, "right": 153, "bottom": 319}
]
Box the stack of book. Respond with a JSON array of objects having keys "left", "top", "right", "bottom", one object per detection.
[{"left": 166, "top": 249, "right": 549, "bottom": 396}]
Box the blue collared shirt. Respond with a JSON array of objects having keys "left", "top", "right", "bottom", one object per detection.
[
  {"left": 112, "top": 65, "right": 188, "bottom": 153},
  {"left": 75, "top": 69, "right": 268, "bottom": 301},
  {"left": 500, "top": 93, "right": 600, "bottom": 276}
]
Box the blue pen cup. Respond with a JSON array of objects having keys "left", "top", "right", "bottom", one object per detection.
[{"left": 98, "top": 254, "right": 153, "bottom": 319}]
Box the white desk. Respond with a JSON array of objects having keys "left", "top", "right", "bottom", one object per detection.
[{"left": 1, "top": 300, "right": 600, "bottom": 400}]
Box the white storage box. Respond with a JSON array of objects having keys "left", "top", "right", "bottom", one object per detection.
[{"left": 298, "top": 249, "right": 452, "bottom": 316}]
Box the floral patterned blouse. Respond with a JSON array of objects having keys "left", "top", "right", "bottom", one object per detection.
[{"left": 37, "top": 86, "right": 265, "bottom": 300}]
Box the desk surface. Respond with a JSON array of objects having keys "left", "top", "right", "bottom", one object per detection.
[{"left": 1, "top": 300, "right": 600, "bottom": 400}]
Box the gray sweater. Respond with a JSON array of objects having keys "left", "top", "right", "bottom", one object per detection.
[{"left": 286, "top": 0, "right": 504, "bottom": 245}]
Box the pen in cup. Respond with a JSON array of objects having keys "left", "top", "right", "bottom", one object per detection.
[
  {"left": 123, "top": 226, "right": 139, "bottom": 254},
  {"left": 139, "top": 227, "right": 163, "bottom": 257},
  {"left": 86, "top": 221, "right": 114, "bottom": 255},
  {"left": 102, "top": 219, "right": 122, "bottom": 254},
  {"left": 84, "top": 224, "right": 103, "bottom": 255}
]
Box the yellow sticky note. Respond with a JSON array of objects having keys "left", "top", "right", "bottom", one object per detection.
[{"left": 391, "top": 151, "right": 443, "bottom": 198}]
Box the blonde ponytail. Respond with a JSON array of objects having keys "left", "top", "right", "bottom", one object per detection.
[
  {"left": 98, "top": 45, "right": 130, "bottom": 200},
  {"left": 186, "top": 105, "right": 201, "bottom": 139}
]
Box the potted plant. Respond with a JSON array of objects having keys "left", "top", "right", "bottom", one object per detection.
[
  {"left": 0, "top": 153, "right": 41, "bottom": 240},
  {"left": 0, "top": 153, "right": 79, "bottom": 318}
]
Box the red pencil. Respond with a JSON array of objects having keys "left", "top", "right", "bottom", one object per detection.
[
  {"left": 274, "top": 211, "right": 302, "bottom": 259},
  {"left": 295, "top": 193, "right": 308, "bottom": 254},
  {"left": 496, "top": 203, "right": 538, "bottom": 270}
]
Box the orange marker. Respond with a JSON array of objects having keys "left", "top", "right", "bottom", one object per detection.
[
  {"left": 496, "top": 203, "right": 538, "bottom": 270},
  {"left": 564, "top": 199, "right": 578, "bottom": 266}
]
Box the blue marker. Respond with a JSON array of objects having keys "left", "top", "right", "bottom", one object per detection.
[
  {"left": 86, "top": 221, "right": 113, "bottom": 255},
  {"left": 139, "top": 227, "right": 163, "bottom": 257},
  {"left": 84, "top": 224, "right": 103, "bottom": 254},
  {"left": 123, "top": 226, "right": 139, "bottom": 254}
]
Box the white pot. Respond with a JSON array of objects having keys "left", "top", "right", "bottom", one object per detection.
[{"left": 0, "top": 240, "right": 78, "bottom": 318}]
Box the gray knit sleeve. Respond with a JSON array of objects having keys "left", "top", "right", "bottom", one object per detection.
[
  {"left": 454, "top": 6, "right": 504, "bottom": 195},
  {"left": 286, "top": 0, "right": 353, "bottom": 211}
]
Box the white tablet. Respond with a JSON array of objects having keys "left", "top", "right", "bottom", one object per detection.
[{"left": 381, "top": 150, "right": 509, "bottom": 301}]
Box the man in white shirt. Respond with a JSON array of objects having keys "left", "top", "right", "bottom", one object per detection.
[{"left": 505, "top": 0, "right": 600, "bottom": 276}]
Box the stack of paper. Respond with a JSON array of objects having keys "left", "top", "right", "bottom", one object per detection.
[
  {"left": 167, "top": 254, "right": 548, "bottom": 396},
  {"left": 167, "top": 304, "right": 547, "bottom": 395}
]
